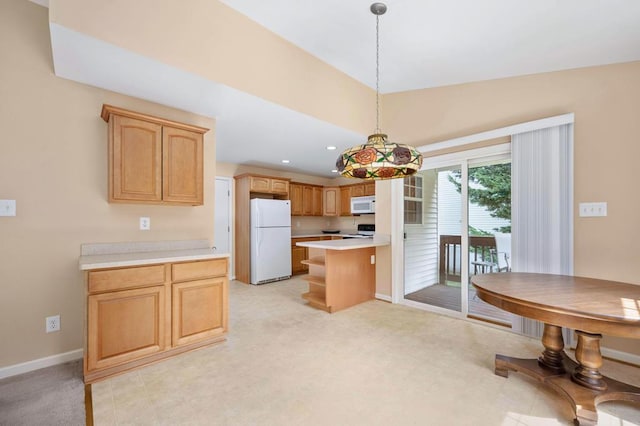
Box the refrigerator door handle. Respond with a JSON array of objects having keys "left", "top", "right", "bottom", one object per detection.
[{"left": 256, "top": 230, "right": 263, "bottom": 256}]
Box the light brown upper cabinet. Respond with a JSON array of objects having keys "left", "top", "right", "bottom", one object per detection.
[
  {"left": 323, "top": 187, "right": 339, "bottom": 216},
  {"left": 248, "top": 176, "right": 289, "bottom": 195},
  {"left": 289, "top": 183, "right": 303, "bottom": 215},
  {"left": 101, "top": 105, "right": 209, "bottom": 206},
  {"left": 302, "top": 185, "right": 314, "bottom": 215},
  {"left": 290, "top": 183, "right": 323, "bottom": 216},
  {"left": 312, "top": 187, "right": 323, "bottom": 216},
  {"left": 364, "top": 182, "right": 375, "bottom": 196},
  {"left": 350, "top": 184, "right": 365, "bottom": 198},
  {"left": 340, "top": 186, "right": 352, "bottom": 216}
]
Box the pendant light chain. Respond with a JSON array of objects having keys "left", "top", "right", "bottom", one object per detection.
[
  {"left": 375, "top": 14, "right": 380, "bottom": 134},
  {"left": 335, "top": 3, "right": 423, "bottom": 180}
]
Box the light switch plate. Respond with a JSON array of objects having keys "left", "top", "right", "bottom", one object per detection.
[
  {"left": 0, "top": 200, "right": 16, "bottom": 216},
  {"left": 579, "top": 202, "right": 607, "bottom": 217}
]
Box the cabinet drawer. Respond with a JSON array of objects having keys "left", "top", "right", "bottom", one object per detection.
[
  {"left": 88, "top": 264, "right": 167, "bottom": 293},
  {"left": 172, "top": 259, "right": 227, "bottom": 282}
]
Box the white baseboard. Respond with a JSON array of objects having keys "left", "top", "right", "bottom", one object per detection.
[
  {"left": 0, "top": 349, "right": 83, "bottom": 380},
  {"left": 375, "top": 293, "right": 392, "bottom": 302},
  {"left": 601, "top": 346, "right": 640, "bottom": 367}
]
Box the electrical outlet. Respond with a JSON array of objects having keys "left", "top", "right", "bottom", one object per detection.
[
  {"left": 46, "top": 315, "right": 60, "bottom": 333},
  {"left": 139, "top": 217, "right": 151, "bottom": 230},
  {"left": 0, "top": 199, "right": 16, "bottom": 216}
]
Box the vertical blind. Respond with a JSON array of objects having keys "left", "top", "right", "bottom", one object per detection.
[{"left": 510, "top": 123, "right": 574, "bottom": 340}]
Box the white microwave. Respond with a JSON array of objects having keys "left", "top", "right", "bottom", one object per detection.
[{"left": 351, "top": 195, "right": 375, "bottom": 215}]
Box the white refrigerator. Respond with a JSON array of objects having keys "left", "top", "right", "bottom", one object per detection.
[{"left": 250, "top": 199, "right": 292, "bottom": 284}]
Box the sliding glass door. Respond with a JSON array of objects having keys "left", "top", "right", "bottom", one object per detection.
[{"left": 403, "top": 148, "right": 511, "bottom": 325}]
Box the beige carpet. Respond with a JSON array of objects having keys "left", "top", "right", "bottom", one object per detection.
[
  {"left": 0, "top": 359, "right": 85, "bottom": 426},
  {"left": 91, "top": 278, "right": 640, "bottom": 425}
]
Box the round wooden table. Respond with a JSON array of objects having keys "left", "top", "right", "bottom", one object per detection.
[{"left": 472, "top": 272, "right": 640, "bottom": 425}]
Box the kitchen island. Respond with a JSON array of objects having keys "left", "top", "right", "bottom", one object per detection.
[{"left": 296, "top": 236, "right": 390, "bottom": 313}]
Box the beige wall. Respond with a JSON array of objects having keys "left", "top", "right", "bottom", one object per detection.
[
  {"left": 0, "top": 1, "right": 217, "bottom": 367},
  {"left": 383, "top": 61, "right": 640, "bottom": 354},
  {"left": 385, "top": 61, "right": 640, "bottom": 284},
  {"left": 49, "top": 0, "right": 375, "bottom": 136}
]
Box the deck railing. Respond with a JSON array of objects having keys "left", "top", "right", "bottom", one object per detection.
[{"left": 439, "top": 235, "right": 496, "bottom": 284}]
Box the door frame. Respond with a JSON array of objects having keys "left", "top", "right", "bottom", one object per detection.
[{"left": 215, "top": 176, "right": 234, "bottom": 280}]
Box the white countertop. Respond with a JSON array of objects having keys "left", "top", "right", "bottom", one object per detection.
[
  {"left": 296, "top": 235, "right": 390, "bottom": 250},
  {"left": 79, "top": 249, "right": 229, "bottom": 270},
  {"left": 78, "top": 240, "right": 229, "bottom": 270}
]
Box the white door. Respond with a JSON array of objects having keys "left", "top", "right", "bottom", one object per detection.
[{"left": 214, "top": 177, "right": 232, "bottom": 274}]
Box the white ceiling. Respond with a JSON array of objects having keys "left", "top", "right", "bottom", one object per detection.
[
  {"left": 42, "top": 0, "right": 640, "bottom": 178},
  {"left": 220, "top": 0, "right": 640, "bottom": 93}
]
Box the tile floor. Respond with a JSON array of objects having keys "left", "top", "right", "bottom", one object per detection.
[{"left": 92, "top": 278, "right": 640, "bottom": 425}]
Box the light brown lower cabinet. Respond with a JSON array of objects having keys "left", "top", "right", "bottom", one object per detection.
[
  {"left": 87, "top": 285, "right": 166, "bottom": 373},
  {"left": 172, "top": 277, "right": 226, "bottom": 347},
  {"left": 84, "top": 258, "right": 228, "bottom": 383},
  {"left": 291, "top": 237, "right": 331, "bottom": 275},
  {"left": 291, "top": 244, "right": 308, "bottom": 275}
]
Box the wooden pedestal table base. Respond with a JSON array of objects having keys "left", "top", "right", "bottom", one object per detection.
[
  {"left": 494, "top": 325, "right": 640, "bottom": 425},
  {"left": 471, "top": 273, "right": 640, "bottom": 425}
]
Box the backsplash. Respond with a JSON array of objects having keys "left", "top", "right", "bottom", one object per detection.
[{"left": 292, "top": 215, "right": 374, "bottom": 232}]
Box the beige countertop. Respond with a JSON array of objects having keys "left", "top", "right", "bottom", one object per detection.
[
  {"left": 296, "top": 235, "right": 390, "bottom": 250},
  {"left": 78, "top": 240, "right": 229, "bottom": 270}
]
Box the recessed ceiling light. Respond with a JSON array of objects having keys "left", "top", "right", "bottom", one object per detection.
[
  {"left": 326, "top": 146, "right": 337, "bottom": 150},
  {"left": 281, "top": 160, "right": 290, "bottom": 164},
  {"left": 331, "top": 169, "right": 338, "bottom": 173}
]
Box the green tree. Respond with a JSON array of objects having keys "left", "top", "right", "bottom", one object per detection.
[{"left": 448, "top": 164, "right": 511, "bottom": 233}]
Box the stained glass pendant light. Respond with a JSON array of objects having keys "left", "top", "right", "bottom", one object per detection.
[{"left": 336, "top": 3, "right": 423, "bottom": 180}]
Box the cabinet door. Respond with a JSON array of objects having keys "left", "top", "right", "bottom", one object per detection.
[
  {"left": 162, "top": 126, "right": 203, "bottom": 205},
  {"left": 291, "top": 245, "right": 308, "bottom": 274},
  {"left": 172, "top": 278, "right": 227, "bottom": 346},
  {"left": 323, "top": 187, "right": 339, "bottom": 216},
  {"left": 364, "top": 182, "right": 375, "bottom": 196},
  {"left": 87, "top": 286, "right": 166, "bottom": 371},
  {"left": 340, "top": 186, "right": 352, "bottom": 216},
  {"left": 249, "top": 176, "right": 271, "bottom": 193},
  {"left": 351, "top": 184, "right": 365, "bottom": 197},
  {"left": 270, "top": 179, "right": 289, "bottom": 195},
  {"left": 290, "top": 183, "right": 303, "bottom": 216},
  {"left": 312, "top": 187, "right": 323, "bottom": 216},
  {"left": 110, "top": 115, "right": 162, "bottom": 202},
  {"left": 302, "top": 186, "right": 313, "bottom": 216}
]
